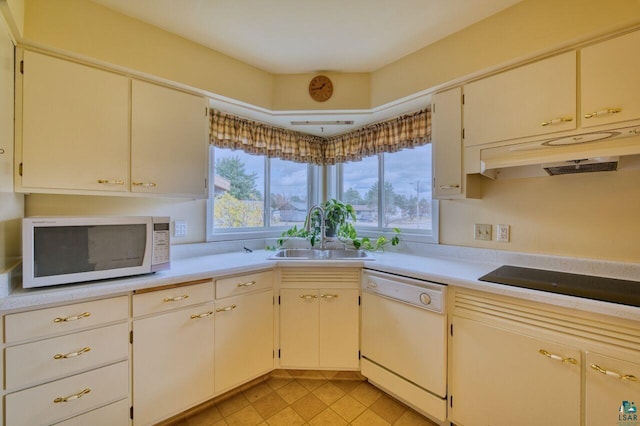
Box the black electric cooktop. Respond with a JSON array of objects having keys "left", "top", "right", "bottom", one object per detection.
[{"left": 479, "top": 265, "right": 640, "bottom": 308}]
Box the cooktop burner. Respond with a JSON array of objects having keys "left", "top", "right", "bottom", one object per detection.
[{"left": 478, "top": 265, "right": 640, "bottom": 308}]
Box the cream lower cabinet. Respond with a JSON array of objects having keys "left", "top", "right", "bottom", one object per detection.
[
  {"left": 279, "top": 268, "right": 360, "bottom": 370},
  {"left": 449, "top": 315, "right": 581, "bottom": 426},
  {"left": 585, "top": 352, "right": 640, "bottom": 426},
  {"left": 214, "top": 271, "right": 274, "bottom": 394},
  {"left": 132, "top": 281, "right": 215, "bottom": 426}
]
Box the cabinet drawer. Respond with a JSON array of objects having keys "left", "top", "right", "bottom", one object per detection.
[
  {"left": 5, "top": 296, "right": 128, "bottom": 343},
  {"left": 216, "top": 270, "right": 273, "bottom": 299},
  {"left": 5, "top": 361, "right": 128, "bottom": 426},
  {"left": 53, "top": 398, "right": 129, "bottom": 426},
  {"left": 5, "top": 323, "right": 128, "bottom": 390},
  {"left": 133, "top": 280, "right": 214, "bottom": 317}
]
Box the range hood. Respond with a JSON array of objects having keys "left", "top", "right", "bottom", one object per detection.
[{"left": 480, "top": 125, "right": 640, "bottom": 178}]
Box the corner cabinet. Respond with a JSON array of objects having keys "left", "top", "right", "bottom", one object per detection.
[
  {"left": 279, "top": 268, "right": 360, "bottom": 370},
  {"left": 463, "top": 51, "right": 576, "bottom": 147},
  {"left": 432, "top": 87, "right": 481, "bottom": 199},
  {"left": 16, "top": 50, "right": 209, "bottom": 198},
  {"left": 449, "top": 288, "right": 640, "bottom": 426}
]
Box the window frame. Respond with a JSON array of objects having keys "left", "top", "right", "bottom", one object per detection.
[{"left": 206, "top": 146, "right": 319, "bottom": 242}]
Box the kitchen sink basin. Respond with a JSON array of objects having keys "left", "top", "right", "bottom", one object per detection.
[{"left": 270, "top": 248, "right": 373, "bottom": 260}]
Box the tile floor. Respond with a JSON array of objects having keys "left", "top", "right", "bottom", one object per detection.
[{"left": 166, "top": 369, "right": 439, "bottom": 426}]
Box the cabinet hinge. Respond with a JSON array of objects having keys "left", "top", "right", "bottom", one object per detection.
[
  {"left": 432, "top": 103, "right": 435, "bottom": 114},
  {"left": 204, "top": 177, "right": 207, "bottom": 190},
  {"left": 129, "top": 330, "right": 133, "bottom": 344},
  {"left": 130, "top": 406, "right": 134, "bottom": 419},
  {"left": 461, "top": 128, "right": 465, "bottom": 139},
  {"left": 358, "top": 350, "right": 361, "bottom": 359},
  {"left": 462, "top": 94, "right": 465, "bottom": 104},
  {"left": 450, "top": 395, "right": 453, "bottom": 408},
  {"left": 450, "top": 324, "right": 454, "bottom": 337},
  {"left": 278, "top": 296, "right": 281, "bottom": 305},
  {"left": 18, "top": 163, "right": 23, "bottom": 176},
  {"left": 20, "top": 60, "right": 23, "bottom": 74},
  {"left": 272, "top": 350, "right": 275, "bottom": 359},
  {"left": 278, "top": 349, "right": 281, "bottom": 359},
  {"left": 358, "top": 296, "right": 361, "bottom": 306},
  {"left": 205, "top": 106, "right": 208, "bottom": 117}
]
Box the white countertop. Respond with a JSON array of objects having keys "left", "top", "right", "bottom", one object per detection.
[{"left": 2, "top": 248, "right": 639, "bottom": 322}]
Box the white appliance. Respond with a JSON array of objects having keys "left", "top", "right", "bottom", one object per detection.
[
  {"left": 22, "top": 216, "right": 170, "bottom": 288},
  {"left": 361, "top": 270, "right": 448, "bottom": 425}
]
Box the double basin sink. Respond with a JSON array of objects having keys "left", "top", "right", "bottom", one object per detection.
[{"left": 269, "top": 248, "right": 374, "bottom": 260}]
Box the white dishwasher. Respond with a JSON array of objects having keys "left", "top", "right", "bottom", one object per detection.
[{"left": 361, "top": 270, "right": 448, "bottom": 425}]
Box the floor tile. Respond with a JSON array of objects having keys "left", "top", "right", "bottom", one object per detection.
[
  {"left": 297, "top": 377, "right": 326, "bottom": 391},
  {"left": 349, "top": 381, "right": 383, "bottom": 407},
  {"left": 224, "top": 405, "right": 264, "bottom": 426},
  {"left": 300, "top": 370, "right": 327, "bottom": 380},
  {"left": 308, "top": 408, "right": 349, "bottom": 426},
  {"left": 312, "top": 381, "right": 346, "bottom": 405},
  {"left": 275, "top": 380, "right": 310, "bottom": 404},
  {"left": 351, "top": 408, "right": 392, "bottom": 426},
  {"left": 216, "top": 392, "right": 251, "bottom": 417},
  {"left": 330, "top": 394, "right": 367, "bottom": 422},
  {"left": 264, "top": 376, "right": 292, "bottom": 391},
  {"left": 266, "top": 406, "right": 305, "bottom": 426},
  {"left": 242, "top": 383, "right": 273, "bottom": 403},
  {"left": 251, "top": 392, "right": 289, "bottom": 419},
  {"left": 290, "top": 393, "right": 328, "bottom": 421},
  {"left": 332, "top": 379, "right": 361, "bottom": 393},
  {"left": 185, "top": 404, "right": 223, "bottom": 426},
  {"left": 369, "top": 394, "right": 408, "bottom": 423}
]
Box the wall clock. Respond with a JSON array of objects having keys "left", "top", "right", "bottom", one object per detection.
[{"left": 308, "top": 75, "right": 333, "bottom": 102}]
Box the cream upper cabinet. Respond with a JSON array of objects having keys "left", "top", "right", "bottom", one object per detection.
[
  {"left": 450, "top": 315, "right": 581, "bottom": 426},
  {"left": 585, "top": 352, "right": 640, "bottom": 426},
  {"left": 131, "top": 80, "right": 208, "bottom": 198},
  {"left": 464, "top": 51, "right": 577, "bottom": 147},
  {"left": 432, "top": 88, "right": 464, "bottom": 199},
  {"left": 581, "top": 30, "right": 640, "bottom": 128},
  {"left": 214, "top": 271, "right": 274, "bottom": 394},
  {"left": 19, "top": 51, "right": 129, "bottom": 192}
]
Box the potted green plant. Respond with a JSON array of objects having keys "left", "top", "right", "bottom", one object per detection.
[{"left": 269, "top": 199, "right": 400, "bottom": 251}]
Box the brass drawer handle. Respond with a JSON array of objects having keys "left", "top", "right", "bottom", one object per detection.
[
  {"left": 538, "top": 349, "right": 577, "bottom": 364},
  {"left": 54, "top": 347, "right": 91, "bottom": 360},
  {"left": 541, "top": 116, "right": 573, "bottom": 127},
  {"left": 584, "top": 108, "right": 621, "bottom": 119},
  {"left": 215, "top": 304, "right": 237, "bottom": 313},
  {"left": 439, "top": 184, "right": 460, "bottom": 189},
  {"left": 320, "top": 294, "right": 339, "bottom": 299},
  {"left": 97, "top": 179, "right": 125, "bottom": 185},
  {"left": 299, "top": 294, "right": 318, "bottom": 299},
  {"left": 132, "top": 182, "right": 157, "bottom": 187},
  {"left": 163, "top": 295, "right": 189, "bottom": 302},
  {"left": 54, "top": 388, "right": 91, "bottom": 403},
  {"left": 54, "top": 312, "right": 91, "bottom": 323},
  {"left": 190, "top": 311, "right": 214, "bottom": 319},
  {"left": 590, "top": 364, "right": 638, "bottom": 381},
  {"left": 237, "top": 280, "right": 256, "bottom": 288}
]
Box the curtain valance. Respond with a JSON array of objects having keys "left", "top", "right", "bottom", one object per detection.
[{"left": 209, "top": 108, "right": 431, "bottom": 165}]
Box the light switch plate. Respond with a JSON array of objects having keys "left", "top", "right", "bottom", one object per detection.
[{"left": 474, "top": 224, "right": 492, "bottom": 241}]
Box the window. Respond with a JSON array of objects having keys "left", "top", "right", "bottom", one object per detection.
[
  {"left": 209, "top": 147, "right": 314, "bottom": 239},
  {"left": 339, "top": 145, "right": 437, "bottom": 241}
]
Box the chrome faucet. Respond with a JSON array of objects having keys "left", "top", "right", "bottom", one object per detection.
[{"left": 305, "top": 205, "right": 327, "bottom": 249}]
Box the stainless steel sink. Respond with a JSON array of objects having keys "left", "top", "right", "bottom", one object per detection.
[{"left": 269, "top": 248, "right": 373, "bottom": 260}]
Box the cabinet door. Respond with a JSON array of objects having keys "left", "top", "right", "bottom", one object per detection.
[
  {"left": 585, "top": 352, "right": 640, "bottom": 426},
  {"left": 581, "top": 30, "right": 640, "bottom": 128},
  {"left": 432, "top": 88, "right": 463, "bottom": 198},
  {"left": 132, "top": 303, "right": 214, "bottom": 426},
  {"left": 450, "top": 316, "right": 581, "bottom": 426},
  {"left": 280, "top": 288, "right": 319, "bottom": 368},
  {"left": 0, "top": 17, "right": 13, "bottom": 192},
  {"left": 318, "top": 288, "right": 359, "bottom": 369},
  {"left": 214, "top": 289, "right": 274, "bottom": 393},
  {"left": 131, "top": 80, "right": 208, "bottom": 198},
  {"left": 20, "top": 51, "right": 129, "bottom": 192},
  {"left": 464, "top": 51, "right": 576, "bottom": 147}
]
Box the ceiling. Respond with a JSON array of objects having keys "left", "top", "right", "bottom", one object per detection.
[{"left": 89, "top": 0, "right": 522, "bottom": 135}]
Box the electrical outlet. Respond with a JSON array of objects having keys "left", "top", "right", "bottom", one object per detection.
[
  {"left": 474, "top": 224, "right": 492, "bottom": 241},
  {"left": 174, "top": 220, "right": 187, "bottom": 238},
  {"left": 497, "top": 224, "right": 510, "bottom": 242}
]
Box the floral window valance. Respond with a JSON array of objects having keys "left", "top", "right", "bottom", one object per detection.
[{"left": 209, "top": 108, "right": 431, "bottom": 165}]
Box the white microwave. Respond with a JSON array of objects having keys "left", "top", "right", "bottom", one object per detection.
[{"left": 22, "top": 216, "right": 171, "bottom": 288}]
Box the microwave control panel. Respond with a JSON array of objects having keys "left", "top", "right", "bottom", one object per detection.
[{"left": 152, "top": 220, "right": 171, "bottom": 269}]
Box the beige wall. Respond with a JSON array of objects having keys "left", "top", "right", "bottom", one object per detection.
[
  {"left": 23, "top": 0, "right": 275, "bottom": 109},
  {"left": 273, "top": 73, "right": 370, "bottom": 111},
  {"left": 0, "top": 193, "right": 23, "bottom": 271},
  {"left": 371, "top": 0, "right": 640, "bottom": 106},
  {"left": 441, "top": 170, "right": 640, "bottom": 263}
]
